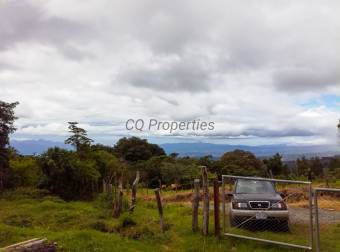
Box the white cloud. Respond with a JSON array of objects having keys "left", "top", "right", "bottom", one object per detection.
[{"left": 0, "top": 0, "right": 339, "bottom": 145}]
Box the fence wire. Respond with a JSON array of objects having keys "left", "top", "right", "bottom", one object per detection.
[
  {"left": 222, "top": 175, "right": 313, "bottom": 250},
  {"left": 314, "top": 188, "right": 340, "bottom": 252}
]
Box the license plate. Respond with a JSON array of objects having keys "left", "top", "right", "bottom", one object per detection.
[{"left": 255, "top": 212, "right": 267, "bottom": 220}]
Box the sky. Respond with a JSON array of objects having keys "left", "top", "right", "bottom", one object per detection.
[{"left": 1, "top": 0, "right": 340, "bottom": 146}]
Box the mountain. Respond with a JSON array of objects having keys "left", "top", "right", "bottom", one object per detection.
[
  {"left": 160, "top": 143, "right": 340, "bottom": 160},
  {"left": 11, "top": 139, "right": 72, "bottom": 155},
  {"left": 10, "top": 139, "right": 339, "bottom": 160}
]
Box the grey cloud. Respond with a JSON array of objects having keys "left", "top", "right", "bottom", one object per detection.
[
  {"left": 0, "top": 0, "right": 93, "bottom": 59},
  {"left": 242, "top": 128, "right": 316, "bottom": 138},
  {"left": 0, "top": 61, "right": 18, "bottom": 71},
  {"left": 273, "top": 67, "right": 340, "bottom": 93},
  {"left": 117, "top": 56, "right": 214, "bottom": 92}
]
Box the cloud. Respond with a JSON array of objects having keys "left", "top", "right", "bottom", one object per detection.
[
  {"left": 0, "top": 0, "right": 339, "bottom": 145},
  {"left": 273, "top": 67, "right": 340, "bottom": 93},
  {"left": 0, "top": 0, "right": 93, "bottom": 59},
  {"left": 117, "top": 53, "right": 216, "bottom": 92}
]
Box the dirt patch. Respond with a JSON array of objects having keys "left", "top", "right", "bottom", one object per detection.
[
  {"left": 291, "top": 197, "right": 340, "bottom": 211},
  {"left": 143, "top": 192, "right": 195, "bottom": 202}
]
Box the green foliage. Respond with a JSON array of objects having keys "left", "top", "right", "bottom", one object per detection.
[
  {"left": 113, "top": 137, "right": 165, "bottom": 162},
  {"left": 220, "top": 149, "right": 266, "bottom": 177},
  {"left": 140, "top": 156, "right": 200, "bottom": 188},
  {"left": 263, "top": 153, "right": 288, "bottom": 177},
  {"left": 9, "top": 156, "right": 41, "bottom": 187},
  {"left": 0, "top": 100, "right": 19, "bottom": 191},
  {"left": 161, "top": 162, "right": 200, "bottom": 186},
  {"left": 328, "top": 157, "right": 340, "bottom": 178},
  {"left": 310, "top": 157, "right": 324, "bottom": 178},
  {"left": 91, "top": 150, "right": 125, "bottom": 184},
  {"left": 39, "top": 147, "right": 100, "bottom": 200},
  {"left": 296, "top": 157, "right": 310, "bottom": 178}
]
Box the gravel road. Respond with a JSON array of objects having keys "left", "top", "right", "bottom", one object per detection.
[{"left": 289, "top": 206, "right": 340, "bottom": 224}]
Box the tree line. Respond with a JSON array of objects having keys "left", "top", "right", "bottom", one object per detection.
[{"left": 1, "top": 100, "right": 340, "bottom": 200}]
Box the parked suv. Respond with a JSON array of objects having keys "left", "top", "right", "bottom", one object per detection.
[{"left": 229, "top": 178, "right": 289, "bottom": 231}]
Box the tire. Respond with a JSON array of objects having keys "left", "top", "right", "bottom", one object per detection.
[
  {"left": 280, "top": 220, "right": 290, "bottom": 232},
  {"left": 229, "top": 215, "right": 237, "bottom": 227}
]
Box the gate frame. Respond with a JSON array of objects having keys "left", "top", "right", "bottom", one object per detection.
[
  {"left": 222, "top": 175, "right": 313, "bottom": 250},
  {"left": 314, "top": 187, "right": 340, "bottom": 252}
]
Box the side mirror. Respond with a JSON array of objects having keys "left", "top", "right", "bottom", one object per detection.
[
  {"left": 279, "top": 192, "right": 286, "bottom": 198},
  {"left": 227, "top": 193, "right": 233, "bottom": 197}
]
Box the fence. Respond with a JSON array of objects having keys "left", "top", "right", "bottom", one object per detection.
[
  {"left": 314, "top": 188, "right": 340, "bottom": 252},
  {"left": 221, "top": 175, "right": 313, "bottom": 250}
]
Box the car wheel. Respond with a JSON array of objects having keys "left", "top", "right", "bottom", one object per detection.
[
  {"left": 280, "top": 220, "right": 290, "bottom": 232},
  {"left": 230, "top": 216, "right": 237, "bottom": 227}
]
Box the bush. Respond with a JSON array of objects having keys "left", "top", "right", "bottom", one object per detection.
[
  {"left": 39, "top": 147, "right": 100, "bottom": 200},
  {"left": 9, "top": 156, "right": 42, "bottom": 187}
]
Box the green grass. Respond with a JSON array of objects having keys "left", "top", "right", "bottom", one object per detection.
[{"left": 0, "top": 187, "right": 339, "bottom": 251}]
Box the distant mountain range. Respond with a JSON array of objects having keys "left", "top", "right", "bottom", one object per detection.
[
  {"left": 11, "top": 140, "right": 73, "bottom": 155},
  {"left": 10, "top": 139, "right": 340, "bottom": 161},
  {"left": 161, "top": 143, "right": 340, "bottom": 160}
]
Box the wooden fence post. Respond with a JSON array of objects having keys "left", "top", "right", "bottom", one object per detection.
[
  {"left": 154, "top": 188, "right": 164, "bottom": 233},
  {"left": 201, "top": 166, "right": 209, "bottom": 236},
  {"left": 108, "top": 183, "right": 113, "bottom": 205},
  {"left": 102, "top": 179, "right": 106, "bottom": 193},
  {"left": 129, "top": 171, "right": 140, "bottom": 213},
  {"left": 158, "top": 179, "right": 162, "bottom": 192},
  {"left": 192, "top": 179, "right": 200, "bottom": 232},
  {"left": 113, "top": 176, "right": 123, "bottom": 218},
  {"left": 213, "top": 180, "right": 220, "bottom": 237}
]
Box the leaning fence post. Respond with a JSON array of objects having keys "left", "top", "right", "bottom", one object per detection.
[
  {"left": 154, "top": 188, "right": 164, "bottom": 233},
  {"left": 129, "top": 171, "right": 140, "bottom": 213},
  {"left": 113, "top": 176, "right": 123, "bottom": 218},
  {"left": 192, "top": 179, "right": 200, "bottom": 232},
  {"left": 201, "top": 166, "right": 209, "bottom": 236},
  {"left": 213, "top": 180, "right": 220, "bottom": 237}
]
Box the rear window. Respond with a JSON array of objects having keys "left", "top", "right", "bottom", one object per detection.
[{"left": 235, "top": 179, "right": 276, "bottom": 194}]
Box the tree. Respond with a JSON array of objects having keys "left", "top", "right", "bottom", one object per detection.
[
  {"left": 329, "top": 157, "right": 340, "bottom": 178},
  {"left": 39, "top": 147, "right": 100, "bottom": 200},
  {"left": 91, "top": 150, "right": 125, "bottom": 185},
  {"left": 263, "top": 153, "right": 287, "bottom": 177},
  {"left": 169, "top": 152, "right": 179, "bottom": 159},
  {"left": 0, "top": 100, "right": 19, "bottom": 190},
  {"left": 310, "top": 157, "right": 324, "bottom": 178},
  {"left": 9, "top": 156, "right": 41, "bottom": 187},
  {"left": 113, "top": 137, "right": 165, "bottom": 162},
  {"left": 65, "top": 122, "right": 93, "bottom": 152},
  {"left": 296, "top": 157, "right": 310, "bottom": 178},
  {"left": 220, "top": 150, "right": 265, "bottom": 177}
]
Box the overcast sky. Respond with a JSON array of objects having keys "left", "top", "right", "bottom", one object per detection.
[{"left": 1, "top": 0, "right": 340, "bottom": 146}]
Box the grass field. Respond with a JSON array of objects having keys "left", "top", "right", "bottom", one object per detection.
[{"left": 0, "top": 187, "right": 339, "bottom": 252}]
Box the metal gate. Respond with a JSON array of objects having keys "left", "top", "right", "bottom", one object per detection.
[
  {"left": 314, "top": 188, "right": 340, "bottom": 252},
  {"left": 222, "top": 175, "right": 313, "bottom": 250}
]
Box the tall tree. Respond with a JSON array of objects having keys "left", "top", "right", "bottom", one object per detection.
[
  {"left": 264, "top": 153, "right": 287, "bottom": 177},
  {"left": 220, "top": 150, "right": 266, "bottom": 177},
  {"left": 310, "top": 157, "right": 324, "bottom": 178},
  {"left": 296, "top": 157, "right": 310, "bottom": 178},
  {"left": 65, "top": 122, "right": 93, "bottom": 152},
  {"left": 113, "top": 137, "right": 165, "bottom": 162},
  {"left": 0, "top": 100, "right": 19, "bottom": 190}
]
